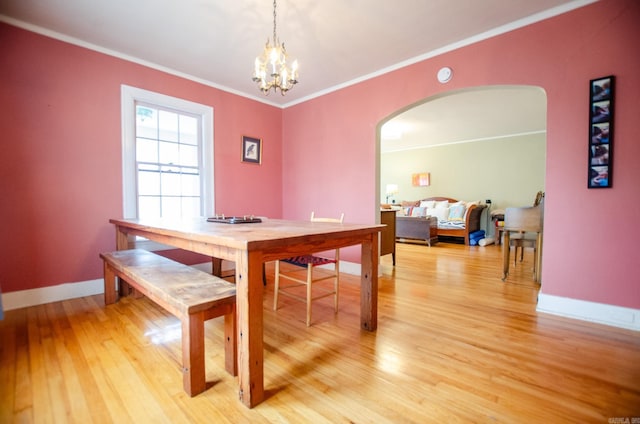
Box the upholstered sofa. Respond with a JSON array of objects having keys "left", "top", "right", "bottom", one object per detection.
[{"left": 396, "top": 197, "right": 486, "bottom": 245}]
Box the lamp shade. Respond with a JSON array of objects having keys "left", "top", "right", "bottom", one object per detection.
[{"left": 385, "top": 184, "right": 399, "bottom": 195}]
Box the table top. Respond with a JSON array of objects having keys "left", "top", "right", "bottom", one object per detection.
[{"left": 110, "top": 217, "right": 384, "bottom": 252}]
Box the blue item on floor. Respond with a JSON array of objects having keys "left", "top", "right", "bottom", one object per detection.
[
  {"left": 469, "top": 230, "right": 485, "bottom": 239},
  {"left": 469, "top": 230, "right": 486, "bottom": 245}
]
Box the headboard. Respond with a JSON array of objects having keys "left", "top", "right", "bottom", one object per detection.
[{"left": 421, "top": 197, "right": 459, "bottom": 203}]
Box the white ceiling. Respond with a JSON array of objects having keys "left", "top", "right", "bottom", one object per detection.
[
  {"left": 0, "top": 0, "right": 591, "bottom": 109},
  {"left": 380, "top": 86, "right": 547, "bottom": 153}
]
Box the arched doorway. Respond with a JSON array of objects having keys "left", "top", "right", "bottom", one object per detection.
[{"left": 377, "top": 85, "right": 547, "bottom": 236}]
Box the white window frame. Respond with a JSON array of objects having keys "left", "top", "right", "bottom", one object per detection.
[{"left": 121, "top": 85, "right": 214, "bottom": 219}]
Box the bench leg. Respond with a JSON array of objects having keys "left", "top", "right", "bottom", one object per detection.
[
  {"left": 224, "top": 305, "right": 238, "bottom": 376},
  {"left": 103, "top": 263, "right": 117, "bottom": 305},
  {"left": 182, "top": 312, "right": 206, "bottom": 397}
]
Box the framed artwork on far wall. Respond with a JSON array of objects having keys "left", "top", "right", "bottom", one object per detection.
[
  {"left": 588, "top": 75, "right": 614, "bottom": 188},
  {"left": 412, "top": 172, "right": 430, "bottom": 187},
  {"left": 242, "top": 135, "right": 262, "bottom": 164}
]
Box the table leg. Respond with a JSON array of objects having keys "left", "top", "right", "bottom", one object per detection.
[
  {"left": 535, "top": 233, "right": 543, "bottom": 283},
  {"left": 360, "top": 233, "right": 379, "bottom": 331},
  {"left": 114, "top": 225, "right": 133, "bottom": 295},
  {"left": 115, "top": 225, "right": 129, "bottom": 250},
  {"left": 211, "top": 257, "right": 223, "bottom": 277},
  {"left": 234, "top": 250, "right": 264, "bottom": 408},
  {"left": 502, "top": 231, "right": 510, "bottom": 281}
]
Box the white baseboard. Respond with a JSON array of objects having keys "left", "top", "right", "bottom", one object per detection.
[
  {"left": 0, "top": 260, "right": 364, "bottom": 313},
  {"left": 3, "top": 279, "right": 105, "bottom": 312},
  {"left": 339, "top": 260, "right": 361, "bottom": 276},
  {"left": 537, "top": 293, "right": 640, "bottom": 331}
]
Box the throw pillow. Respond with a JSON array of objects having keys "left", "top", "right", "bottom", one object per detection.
[
  {"left": 411, "top": 207, "right": 427, "bottom": 217},
  {"left": 432, "top": 207, "right": 450, "bottom": 222},
  {"left": 420, "top": 200, "right": 436, "bottom": 209},
  {"left": 448, "top": 204, "right": 466, "bottom": 221},
  {"left": 435, "top": 200, "right": 449, "bottom": 209}
]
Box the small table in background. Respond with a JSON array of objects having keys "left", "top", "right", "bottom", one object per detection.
[{"left": 380, "top": 209, "right": 397, "bottom": 265}]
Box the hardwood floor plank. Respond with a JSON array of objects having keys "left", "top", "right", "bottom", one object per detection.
[
  {"left": 0, "top": 309, "right": 20, "bottom": 422},
  {"left": 1, "top": 242, "right": 638, "bottom": 422},
  {"left": 28, "top": 307, "right": 53, "bottom": 424}
]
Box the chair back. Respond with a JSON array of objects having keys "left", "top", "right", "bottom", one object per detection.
[
  {"left": 533, "top": 191, "right": 545, "bottom": 207},
  {"left": 310, "top": 212, "right": 344, "bottom": 223},
  {"left": 504, "top": 206, "right": 542, "bottom": 233}
]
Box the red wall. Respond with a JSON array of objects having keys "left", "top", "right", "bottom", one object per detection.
[
  {"left": 0, "top": 23, "right": 282, "bottom": 293},
  {"left": 282, "top": 0, "right": 640, "bottom": 309},
  {"left": 1, "top": 0, "right": 639, "bottom": 312}
]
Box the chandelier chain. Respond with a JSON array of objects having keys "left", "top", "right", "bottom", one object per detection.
[{"left": 272, "top": 0, "right": 277, "bottom": 44}]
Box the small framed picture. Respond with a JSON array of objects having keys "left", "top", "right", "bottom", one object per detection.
[
  {"left": 242, "top": 135, "right": 262, "bottom": 164},
  {"left": 588, "top": 75, "right": 614, "bottom": 188},
  {"left": 411, "top": 172, "right": 430, "bottom": 186}
]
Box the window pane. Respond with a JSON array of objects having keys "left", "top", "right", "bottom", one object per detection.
[
  {"left": 136, "top": 138, "right": 158, "bottom": 163},
  {"left": 138, "top": 196, "right": 160, "bottom": 219},
  {"left": 179, "top": 115, "right": 198, "bottom": 145},
  {"left": 138, "top": 168, "right": 160, "bottom": 195},
  {"left": 179, "top": 144, "right": 198, "bottom": 167},
  {"left": 161, "top": 170, "right": 181, "bottom": 196},
  {"left": 161, "top": 197, "right": 181, "bottom": 218},
  {"left": 182, "top": 197, "right": 200, "bottom": 217},
  {"left": 158, "top": 110, "right": 179, "bottom": 142},
  {"left": 136, "top": 106, "right": 158, "bottom": 139},
  {"left": 159, "top": 141, "right": 179, "bottom": 165},
  {"left": 181, "top": 172, "right": 200, "bottom": 196}
]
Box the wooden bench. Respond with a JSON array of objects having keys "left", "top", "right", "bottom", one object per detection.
[{"left": 100, "top": 248, "right": 237, "bottom": 397}]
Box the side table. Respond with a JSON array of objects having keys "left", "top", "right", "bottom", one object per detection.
[{"left": 380, "top": 209, "right": 397, "bottom": 265}]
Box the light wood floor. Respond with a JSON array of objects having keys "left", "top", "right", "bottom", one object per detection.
[{"left": 1, "top": 242, "right": 639, "bottom": 423}]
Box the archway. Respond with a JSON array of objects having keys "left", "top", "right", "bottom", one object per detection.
[{"left": 376, "top": 85, "right": 547, "bottom": 237}]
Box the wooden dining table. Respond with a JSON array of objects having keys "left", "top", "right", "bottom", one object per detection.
[{"left": 109, "top": 217, "right": 383, "bottom": 408}]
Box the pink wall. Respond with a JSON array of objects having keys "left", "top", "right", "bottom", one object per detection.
[
  {"left": 283, "top": 0, "right": 640, "bottom": 309},
  {"left": 1, "top": 0, "right": 639, "bottom": 312},
  {"left": 0, "top": 24, "right": 282, "bottom": 293}
]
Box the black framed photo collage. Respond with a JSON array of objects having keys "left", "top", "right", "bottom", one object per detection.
[{"left": 588, "top": 75, "right": 614, "bottom": 188}]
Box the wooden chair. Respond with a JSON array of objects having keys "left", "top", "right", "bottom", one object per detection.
[
  {"left": 273, "top": 212, "right": 344, "bottom": 326},
  {"left": 511, "top": 191, "right": 545, "bottom": 266},
  {"left": 509, "top": 231, "right": 537, "bottom": 266},
  {"left": 502, "top": 204, "right": 543, "bottom": 282}
]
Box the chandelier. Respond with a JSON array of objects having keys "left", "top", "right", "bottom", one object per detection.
[{"left": 252, "top": 0, "right": 299, "bottom": 95}]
